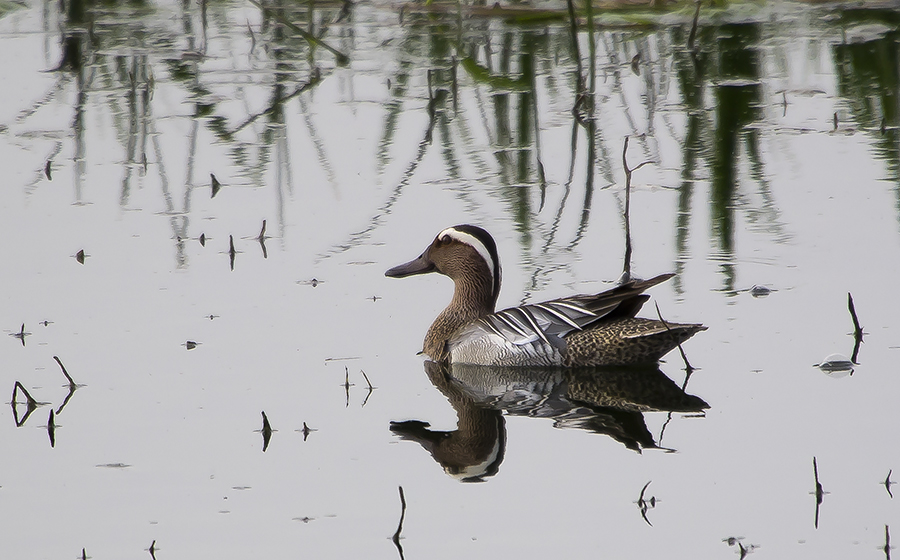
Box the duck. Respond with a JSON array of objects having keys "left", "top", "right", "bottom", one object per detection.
[{"left": 385, "top": 224, "right": 705, "bottom": 367}]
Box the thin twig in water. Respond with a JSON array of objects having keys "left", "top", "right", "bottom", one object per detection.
[
  {"left": 258, "top": 220, "right": 267, "bottom": 241},
  {"left": 53, "top": 356, "right": 77, "bottom": 390},
  {"left": 620, "top": 137, "right": 655, "bottom": 282},
  {"left": 210, "top": 173, "right": 221, "bottom": 198},
  {"left": 848, "top": 292, "right": 864, "bottom": 364},
  {"left": 813, "top": 457, "right": 824, "bottom": 500},
  {"left": 654, "top": 302, "right": 694, "bottom": 373},
  {"left": 258, "top": 219, "right": 268, "bottom": 259},
  {"left": 848, "top": 292, "right": 864, "bottom": 338},
  {"left": 47, "top": 409, "right": 56, "bottom": 448},
  {"left": 300, "top": 422, "right": 314, "bottom": 441},
  {"left": 261, "top": 411, "right": 273, "bottom": 452},
  {"left": 393, "top": 486, "right": 407, "bottom": 559},
  {"left": 361, "top": 370, "right": 375, "bottom": 390},
  {"left": 360, "top": 370, "right": 376, "bottom": 407},
  {"left": 55, "top": 385, "right": 77, "bottom": 416},
  {"left": 885, "top": 525, "right": 892, "bottom": 560},
  {"left": 344, "top": 366, "right": 353, "bottom": 407},
  {"left": 812, "top": 456, "right": 826, "bottom": 529},
  {"left": 11, "top": 381, "right": 40, "bottom": 427},
  {"left": 636, "top": 480, "right": 654, "bottom": 526},
  {"left": 13, "top": 381, "right": 38, "bottom": 408},
  {"left": 12, "top": 323, "right": 30, "bottom": 346},
  {"left": 229, "top": 235, "right": 237, "bottom": 271}
]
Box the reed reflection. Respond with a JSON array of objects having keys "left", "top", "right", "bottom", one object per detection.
[
  {"left": 832, "top": 9, "right": 900, "bottom": 227},
  {"left": 15, "top": 0, "right": 900, "bottom": 289},
  {"left": 710, "top": 24, "right": 761, "bottom": 294},
  {"left": 391, "top": 361, "right": 707, "bottom": 482}
]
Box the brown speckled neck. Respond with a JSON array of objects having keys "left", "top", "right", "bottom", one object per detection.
[{"left": 423, "top": 256, "right": 496, "bottom": 361}]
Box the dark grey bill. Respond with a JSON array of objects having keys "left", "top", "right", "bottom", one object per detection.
[{"left": 385, "top": 253, "right": 435, "bottom": 278}]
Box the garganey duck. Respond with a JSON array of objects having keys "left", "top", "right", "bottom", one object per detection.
[{"left": 386, "top": 225, "right": 705, "bottom": 367}]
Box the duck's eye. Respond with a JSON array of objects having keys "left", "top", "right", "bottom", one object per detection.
[{"left": 440, "top": 235, "right": 452, "bottom": 245}]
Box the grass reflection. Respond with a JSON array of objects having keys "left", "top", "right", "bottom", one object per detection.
[
  {"left": 9, "top": 0, "right": 900, "bottom": 284},
  {"left": 832, "top": 8, "right": 900, "bottom": 228}
]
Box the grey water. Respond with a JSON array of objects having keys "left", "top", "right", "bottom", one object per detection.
[{"left": 2, "top": 0, "right": 900, "bottom": 557}]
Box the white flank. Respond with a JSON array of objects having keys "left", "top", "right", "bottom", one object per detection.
[{"left": 438, "top": 227, "right": 499, "bottom": 286}]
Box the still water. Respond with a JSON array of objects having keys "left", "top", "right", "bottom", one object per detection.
[{"left": 1, "top": 0, "right": 899, "bottom": 557}]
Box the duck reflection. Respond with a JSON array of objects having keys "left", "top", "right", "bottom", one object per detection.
[{"left": 391, "top": 361, "right": 708, "bottom": 482}]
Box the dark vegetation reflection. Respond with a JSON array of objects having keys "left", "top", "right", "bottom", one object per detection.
[
  {"left": 390, "top": 361, "right": 706, "bottom": 482},
  {"left": 832, "top": 9, "right": 900, "bottom": 226},
  {"left": 14, "top": 0, "right": 899, "bottom": 465},
  {"left": 12, "top": 1, "right": 898, "bottom": 287}
]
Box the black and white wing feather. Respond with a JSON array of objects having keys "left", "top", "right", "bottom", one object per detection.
[{"left": 464, "top": 273, "right": 673, "bottom": 348}]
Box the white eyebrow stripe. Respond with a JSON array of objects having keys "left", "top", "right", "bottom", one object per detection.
[{"left": 438, "top": 227, "right": 497, "bottom": 284}]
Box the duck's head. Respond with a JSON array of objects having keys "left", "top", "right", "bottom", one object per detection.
[{"left": 385, "top": 224, "right": 502, "bottom": 308}]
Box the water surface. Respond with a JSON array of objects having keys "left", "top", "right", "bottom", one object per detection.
[{"left": 1, "top": 0, "right": 900, "bottom": 558}]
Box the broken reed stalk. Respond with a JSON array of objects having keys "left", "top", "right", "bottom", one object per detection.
[
  {"left": 48, "top": 409, "right": 56, "bottom": 447},
  {"left": 261, "top": 411, "right": 273, "bottom": 452},
  {"left": 344, "top": 366, "right": 352, "bottom": 407},
  {"left": 847, "top": 292, "right": 863, "bottom": 338},
  {"left": 812, "top": 456, "right": 825, "bottom": 529},
  {"left": 621, "top": 137, "right": 654, "bottom": 282},
  {"left": 813, "top": 456, "right": 824, "bottom": 501},
  {"left": 393, "top": 485, "right": 407, "bottom": 545},
  {"left": 210, "top": 173, "right": 221, "bottom": 197},
  {"left": 637, "top": 480, "right": 653, "bottom": 526},
  {"left": 53, "top": 356, "right": 77, "bottom": 389},
  {"left": 361, "top": 369, "right": 374, "bottom": 390},
  {"left": 654, "top": 302, "right": 694, "bottom": 373},
  {"left": 13, "top": 381, "right": 37, "bottom": 407},
  {"left": 622, "top": 137, "right": 633, "bottom": 281},
  {"left": 228, "top": 235, "right": 237, "bottom": 271}
]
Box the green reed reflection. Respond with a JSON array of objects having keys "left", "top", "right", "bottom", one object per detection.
[
  {"left": 832, "top": 9, "right": 900, "bottom": 226},
  {"left": 10, "top": 0, "right": 900, "bottom": 282}
]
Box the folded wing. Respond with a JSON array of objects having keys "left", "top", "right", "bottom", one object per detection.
[{"left": 463, "top": 273, "right": 674, "bottom": 349}]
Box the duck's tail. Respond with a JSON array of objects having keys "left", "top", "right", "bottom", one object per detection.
[{"left": 564, "top": 317, "right": 705, "bottom": 366}]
